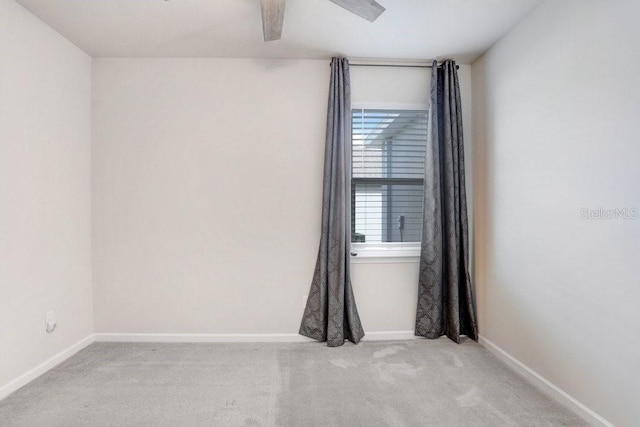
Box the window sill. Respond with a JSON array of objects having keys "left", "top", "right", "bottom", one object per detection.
[{"left": 350, "top": 243, "right": 421, "bottom": 264}]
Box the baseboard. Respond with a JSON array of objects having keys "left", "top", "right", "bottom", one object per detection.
[
  {"left": 0, "top": 334, "right": 95, "bottom": 402},
  {"left": 94, "top": 333, "right": 313, "bottom": 343},
  {"left": 478, "top": 335, "right": 613, "bottom": 427},
  {"left": 362, "top": 330, "right": 418, "bottom": 341},
  {"left": 94, "top": 331, "right": 418, "bottom": 343}
]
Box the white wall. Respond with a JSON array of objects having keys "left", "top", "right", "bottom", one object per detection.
[
  {"left": 472, "top": 1, "right": 640, "bottom": 425},
  {"left": 92, "top": 58, "right": 328, "bottom": 334},
  {"left": 92, "top": 59, "right": 473, "bottom": 335},
  {"left": 0, "top": 0, "right": 92, "bottom": 389}
]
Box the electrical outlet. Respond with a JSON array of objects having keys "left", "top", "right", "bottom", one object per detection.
[{"left": 45, "top": 311, "right": 57, "bottom": 333}]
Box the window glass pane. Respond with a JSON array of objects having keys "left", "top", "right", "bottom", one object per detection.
[
  {"left": 352, "top": 110, "right": 427, "bottom": 180},
  {"left": 353, "top": 184, "right": 424, "bottom": 243},
  {"left": 351, "top": 109, "right": 427, "bottom": 244}
]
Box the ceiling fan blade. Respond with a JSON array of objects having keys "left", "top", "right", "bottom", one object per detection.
[
  {"left": 260, "top": 0, "right": 286, "bottom": 41},
  {"left": 328, "top": 0, "right": 385, "bottom": 22}
]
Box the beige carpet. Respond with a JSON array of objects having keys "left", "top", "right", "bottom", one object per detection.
[{"left": 0, "top": 339, "right": 586, "bottom": 426}]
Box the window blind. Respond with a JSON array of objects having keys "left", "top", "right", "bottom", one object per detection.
[{"left": 351, "top": 109, "right": 427, "bottom": 243}]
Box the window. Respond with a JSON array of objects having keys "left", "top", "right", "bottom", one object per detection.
[{"left": 351, "top": 109, "right": 427, "bottom": 256}]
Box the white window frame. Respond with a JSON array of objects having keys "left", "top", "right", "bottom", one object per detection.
[{"left": 350, "top": 103, "right": 428, "bottom": 262}]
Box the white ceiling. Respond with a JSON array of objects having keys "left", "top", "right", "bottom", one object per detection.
[{"left": 15, "top": 0, "right": 542, "bottom": 62}]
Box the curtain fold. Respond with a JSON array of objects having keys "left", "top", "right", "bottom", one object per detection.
[
  {"left": 415, "top": 60, "right": 478, "bottom": 343},
  {"left": 299, "top": 57, "right": 365, "bottom": 347}
]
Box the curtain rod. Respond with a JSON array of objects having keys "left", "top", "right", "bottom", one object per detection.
[{"left": 349, "top": 63, "right": 459, "bottom": 70}]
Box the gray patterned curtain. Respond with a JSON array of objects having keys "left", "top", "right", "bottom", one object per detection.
[
  {"left": 416, "top": 60, "right": 478, "bottom": 343},
  {"left": 299, "top": 57, "right": 365, "bottom": 347}
]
